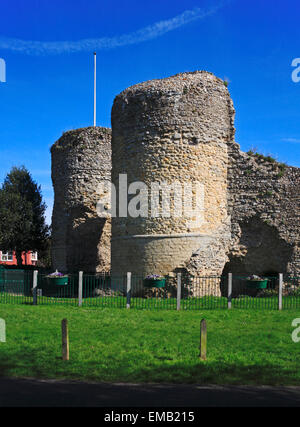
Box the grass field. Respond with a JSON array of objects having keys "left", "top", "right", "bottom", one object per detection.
[{"left": 0, "top": 304, "right": 300, "bottom": 385}]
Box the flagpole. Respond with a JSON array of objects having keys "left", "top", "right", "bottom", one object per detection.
[{"left": 94, "top": 52, "right": 96, "bottom": 127}]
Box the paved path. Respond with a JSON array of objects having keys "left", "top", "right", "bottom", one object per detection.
[{"left": 1, "top": 377, "right": 300, "bottom": 407}]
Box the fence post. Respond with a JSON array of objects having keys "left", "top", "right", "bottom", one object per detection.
[
  {"left": 126, "top": 272, "right": 131, "bottom": 309},
  {"left": 61, "top": 319, "right": 69, "bottom": 361},
  {"left": 278, "top": 273, "right": 283, "bottom": 311},
  {"left": 228, "top": 273, "right": 232, "bottom": 309},
  {"left": 199, "top": 319, "right": 207, "bottom": 360},
  {"left": 32, "top": 270, "right": 38, "bottom": 305},
  {"left": 78, "top": 271, "right": 83, "bottom": 307},
  {"left": 177, "top": 273, "right": 181, "bottom": 311}
]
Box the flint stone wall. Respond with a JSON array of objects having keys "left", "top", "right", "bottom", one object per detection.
[
  {"left": 226, "top": 144, "right": 300, "bottom": 276},
  {"left": 186, "top": 143, "right": 300, "bottom": 279},
  {"left": 51, "top": 127, "right": 111, "bottom": 273},
  {"left": 111, "top": 71, "right": 235, "bottom": 280}
]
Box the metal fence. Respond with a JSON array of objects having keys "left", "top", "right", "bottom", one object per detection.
[
  {"left": 0, "top": 269, "right": 33, "bottom": 305},
  {"left": 0, "top": 269, "right": 299, "bottom": 310}
]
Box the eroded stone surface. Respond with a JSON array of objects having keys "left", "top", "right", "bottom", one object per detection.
[
  {"left": 51, "top": 127, "right": 111, "bottom": 273},
  {"left": 225, "top": 146, "right": 300, "bottom": 276},
  {"left": 51, "top": 71, "right": 300, "bottom": 280},
  {"left": 111, "top": 71, "right": 235, "bottom": 277}
]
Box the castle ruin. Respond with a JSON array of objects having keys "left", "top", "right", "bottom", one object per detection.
[{"left": 51, "top": 71, "right": 300, "bottom": 278}]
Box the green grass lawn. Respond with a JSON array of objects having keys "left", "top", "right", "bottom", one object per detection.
[{"left": 0, "top": 304, "right": 300, "bottom": 385}]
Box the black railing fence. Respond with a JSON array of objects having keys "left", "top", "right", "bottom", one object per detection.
[{"left": 0, "top": 268, "right": 299, "bottom": 310}]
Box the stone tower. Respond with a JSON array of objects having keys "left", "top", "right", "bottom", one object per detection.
[
  {"left": 111, "top": 71, "right": 236, "bottom": 277},
  {"left": 51, "top": 127, "right": 111, "bottom": 273}
]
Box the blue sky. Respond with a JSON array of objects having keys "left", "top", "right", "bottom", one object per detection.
[{"left": 0, "top": 0, "right": 300, "bottom": 224}]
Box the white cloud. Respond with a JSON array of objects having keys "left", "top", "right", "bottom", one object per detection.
[{"left": 0, "top": 3, "right": 226, "bottom": 55}]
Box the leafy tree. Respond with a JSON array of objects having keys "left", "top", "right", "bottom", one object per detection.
[
  {"left": 0, "top": 166, "right": 50, "bottom": 267},
  {"left": 36, "top": 237, "right": 52, "bottom": 269}
]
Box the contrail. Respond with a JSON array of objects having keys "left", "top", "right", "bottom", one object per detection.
[{"left": 0, "top": 3, "right": 225, "bottom": 55}]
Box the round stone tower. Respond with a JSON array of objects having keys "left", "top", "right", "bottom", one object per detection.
[
  {"left": 111, "top": 71, "right": 235, "bottom": 277},
  {"left": 51, "top": 126, "right": 111, "bottom": 273}
]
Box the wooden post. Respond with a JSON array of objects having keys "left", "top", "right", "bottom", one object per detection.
[
  {"left": 126, "top": 272, "right": 131, "bottom": 309},
  {"left": 279, "top": 273, "right": 283, "bottom": 311},
  {"left": 33, "top": 270, "right": 38, "bottom": 305},
  {"left": 61, "top": 319, "right": 69, "bottom": 361},
  {"left": 228, "top": 273, "right": 232, "bottom": 309},
  {"left": 78, "top": 271, "right": 83, "bottom": 307},
  {"left": 199, "top": 319, "right": 207, "bottom": 360},
  {"left": 0, "top": 318, "right": 6, "bottom": 343},
  {"left": 177, "top": 273, "right": 181, "bottom": 311}
]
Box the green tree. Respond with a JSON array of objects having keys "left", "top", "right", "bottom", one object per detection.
[{"left": 0, "top": 166, "right": 50, "bottom": 267}]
